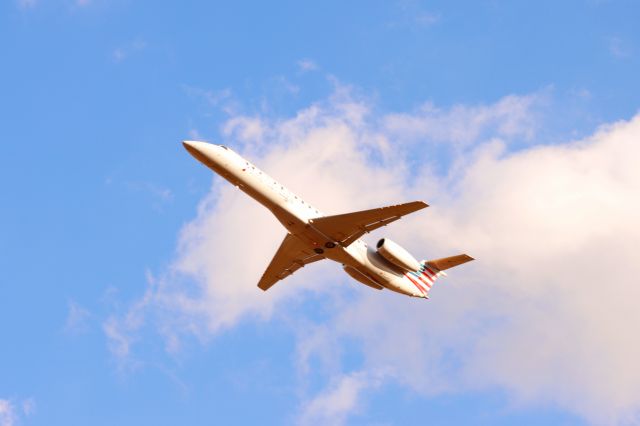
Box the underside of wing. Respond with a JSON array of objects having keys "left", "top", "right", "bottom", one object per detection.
[
  {"left": 309, "top": 201, "right": 428, "bottom": 246},
  {"left": 258, "top": 233, "right": 324, "bottom": 291}
]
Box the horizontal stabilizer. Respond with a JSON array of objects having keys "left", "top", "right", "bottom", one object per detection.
[
  {"left": 426, "top": 254, "right": 474, "bottom": 271},
  {"left": 407, "top": 255, "right": 473, "bottom": 297}
]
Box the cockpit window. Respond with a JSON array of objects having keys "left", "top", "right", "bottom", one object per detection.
[{"left": 218, "top": 145, "right": 229, "bottom": 150}]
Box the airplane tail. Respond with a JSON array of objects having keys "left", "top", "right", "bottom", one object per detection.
[{"left": 404, "top": 254, "right": 474, "bottom": 296}]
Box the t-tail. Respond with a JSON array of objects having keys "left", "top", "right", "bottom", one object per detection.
[{"left": 404, "top": 254, "right": 474, "bottom": 298}]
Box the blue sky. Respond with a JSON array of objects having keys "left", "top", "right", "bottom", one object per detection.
[{"left": 1, "top": 1, "right": 640, "bottom": 425}]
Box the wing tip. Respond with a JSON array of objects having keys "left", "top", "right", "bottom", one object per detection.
[{"left": 257, "top": 282, "right": 271, "bottom": 291}]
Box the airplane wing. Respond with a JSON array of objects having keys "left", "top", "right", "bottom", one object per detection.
[
  {"left": 258, "top": 233, "right": 324, "bottom": 291},
  {"left": 309, "top": 201, "right": 428, "bottom": 247}
]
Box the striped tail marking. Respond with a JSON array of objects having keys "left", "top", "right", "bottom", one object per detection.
[{"left": 405, "top": 263, "right": 442, "bottom": 296}]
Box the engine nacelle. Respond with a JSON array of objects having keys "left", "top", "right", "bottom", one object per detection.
[
  {"left": 376, "top": 238, "right": 421, "bottom": 272},
  {"left": 343, "top": 265, "right": 384, "bottom": 290}
]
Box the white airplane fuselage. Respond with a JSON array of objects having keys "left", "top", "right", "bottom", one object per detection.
[{"left": 183, "top": 141, "right": 429, "bottom": 298}]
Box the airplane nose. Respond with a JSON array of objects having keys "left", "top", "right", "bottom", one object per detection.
[
  {"left": 182, "top": 140, "right": 229, "bottom": 171},
  {"left": 183, "top": 140, "right": 205, "bottom": 156},
  {"left": 182, "top": 141, "right": 211, "bottom": 164},
  {"left": 182, "top": 140, "right": 216, "bottom": 167}
]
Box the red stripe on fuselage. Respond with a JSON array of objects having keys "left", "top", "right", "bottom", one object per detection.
[
  {"left": 415, "top": 273, "right": 432, "bottom": 288},
  {"left": 423, "top": 267, "right": 437, "bottom": 279},
  {"left": 421, "top": 277, "right": 433, "bottom": 288},
  {"left": 406, "top": 275, "right": 427, "bottom": 295},
  {"left": 421, "top": 273, "right": 434, "bottom": 285}
]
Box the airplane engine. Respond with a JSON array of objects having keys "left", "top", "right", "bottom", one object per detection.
[
  {"left": 376, "top": 238, "right": 421, "bottom": 272},
  {"left": 342, "top": 265, "right": 384, "bottom": 290}
]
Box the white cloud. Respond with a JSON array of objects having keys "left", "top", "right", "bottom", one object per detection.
[
  {"left": 222, "top": 116, "right": 266, "bottom": 144},
  {"left": 0, "top": 398, "right": 36, "bottom": 426},
  {"left": 298, "top": 371, "right": 383, "bottom": 426},
  {"left": 107, "top": 88, "right": 640, "bottom": 424},
  {"left": 0, "top": 400, "right": 15, "bottom": 426},
  {"left": 104, "top": 316, "right": 133, "bottom": 360},
  {"left": 21, "top": 399, "right": 35, "bottom": 417},
  {"left": 296, "top": 111, "right": 640, "bottom": 424}
]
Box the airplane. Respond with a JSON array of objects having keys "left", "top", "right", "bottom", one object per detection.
[{"left": 183, "top": 141, "right": 473, "bottom": 298}]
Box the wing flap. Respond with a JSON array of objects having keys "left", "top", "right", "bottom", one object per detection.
[
  {"left": 309, "top": 201, "right": 428, "bottom": 246},
  {"left": 258, "top": 233, "right": 323, "bottom": 291}
]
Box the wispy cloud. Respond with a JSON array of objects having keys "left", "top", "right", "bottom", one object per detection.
[
  {"left": 64, "top": 300, "right": 91, "bottom": 334},
  {"left": 103, "top": 271, "right": 156, "bottom": 365},
  {"left": 382, "top": 92, "right": 546, "bottom": 146},
  {"left": 298, "top": 371, "right": 384, "bottom": 426},
  {"left": 102, "top": 270, "right": 197, "bottom": 367},
  {"left": 105, "top": 87, "right": 640, "bottom": 423},
  {"left": 112, "top": 39, "right": 147, "bottom": 63},
  {"left": 21, "top": 399, "right": 35, "bottom": 418},
  {"left": 103, "top": 316, "right": 134, "bottom": 360},
  {"left": 0, "top": 398, "right": 35, "bottom": 426},
  {"left": 0, "top": 400, "right": 15, "bottom": 426},
  {"left": 297, "top": 59, "right": 318, "bottom": 73},
  {"left": 182, "top": 85, "right": 236, "bottom": 115},
  {"left": 608, "top": 36, "right": 632, "bottom": 58}
]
